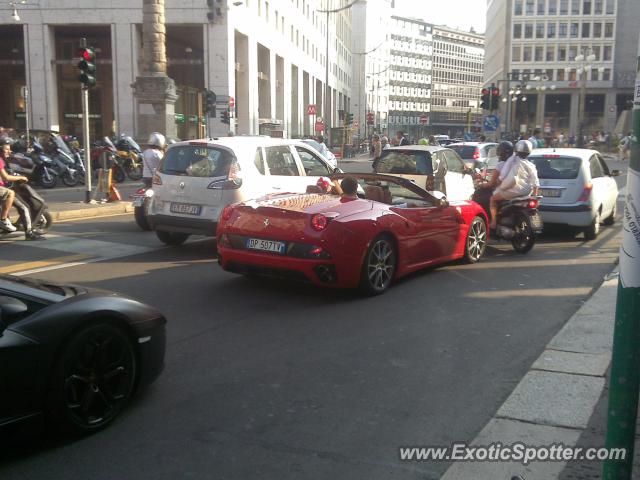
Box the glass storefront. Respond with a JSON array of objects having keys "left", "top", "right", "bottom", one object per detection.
[{"left": 0, "top": 26, "right": 26, "bottom": 131}]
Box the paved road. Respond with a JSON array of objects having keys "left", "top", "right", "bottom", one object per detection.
[{"left": 0, "top": 195, "right": 626, "bottom": 479}]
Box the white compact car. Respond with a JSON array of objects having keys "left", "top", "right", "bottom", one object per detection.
[
  {"left": 529, "top": 148, "right": 620, "bottom": 240},
  {"left": 146, "top": 137, "right": 340, "bottom": 245}
]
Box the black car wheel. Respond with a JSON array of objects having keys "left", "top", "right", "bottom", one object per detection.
[
  {"left": 156, "top": 230, "right": 190, "bottom": 246},
  {"left": 603, "top": 205, "right": 616, "bottom": 226},
  {"left": 360, "top": 234, "right": 397, "bottom": 296},
  {"left": 584, "top": 211, "right": 601, "bottom": 240},
  {"left": 48, "top": 323, "right": 137, "bottom": 434},
  {"left": 134, "top": 205, "right": 151, "bottom": 231},
  {"left": 464, "top": 216, "right": 487, "bottom": 263}
]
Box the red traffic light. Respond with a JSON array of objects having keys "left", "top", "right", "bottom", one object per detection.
[
  {"left": 78, "top": 47, "right": 95, "bottom": 62},
  {"left": 492, "top": 88, "right": 500, "bottom": 96},
  {"left": 481, "top": 88, "right": 490, "bottom": 95}
]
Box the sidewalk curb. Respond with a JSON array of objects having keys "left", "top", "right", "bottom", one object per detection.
[
  {"left": 11, "top": 202, "right": 133, "bottom": 223},
  {"left": 442, "top": 268, "right": 619, "bottom": 480}
]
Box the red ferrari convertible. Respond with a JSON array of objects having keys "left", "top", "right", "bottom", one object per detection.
[{"left": 217, "top": 174, "right": 488, "bottom": 295}]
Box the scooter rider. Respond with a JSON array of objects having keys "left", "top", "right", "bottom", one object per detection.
[
  {"left": 142, "top": 132, "right": 166, "bottom": 189},
  {"left": 489, "top": 139, "right": 539, "bottom": 229},
  {"left": 0, "top": 137, "right": 28, "bottom": 234}
]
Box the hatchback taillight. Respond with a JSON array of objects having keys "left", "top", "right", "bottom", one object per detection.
[
  {"left": 472, "top": 148, "right": 480, "bottom": 160},
  {"left": 578, "top": 182, "right": 593, "bottom": 202},
  {"left": 224, "top": 162, "right": 242, "bottom": 189}
]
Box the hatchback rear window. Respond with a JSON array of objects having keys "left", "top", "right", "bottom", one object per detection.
[
  {"left": 159, "top": 146, "right": 234, "bottom": 178},
  {"left": 530, "top": 155, "right": 582, "bottom": 179},
  {"left": 376, "top": 151, "right": 433, "bottom": 175},
  {"left": 448, "top": 145, "right": 477, "bottom": 160}
]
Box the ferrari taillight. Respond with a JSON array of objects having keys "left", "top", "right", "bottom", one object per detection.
[
  {"left": 578, "top": 182, "right": 593, "bottom": 202},
  {"left": 311, "top": 214, "right": 328, "bottom": 231},
  {"left": 221, "top": 205, "right": 235, "bottom": 221}
]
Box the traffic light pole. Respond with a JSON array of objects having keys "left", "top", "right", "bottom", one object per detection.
[
  {"left": 602, "top": 35, "right": 640, "bottom": 479},
  {"left": 81, "top": 86, "right": 92, "bottom": 203}
]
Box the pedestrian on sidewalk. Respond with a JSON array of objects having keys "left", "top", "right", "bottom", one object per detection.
[
  {"left": 371, "top": 134, "right": 382, "bottom": 171},
  {"left": 142, "top": 132, "right": 166, "bottom": 188}
]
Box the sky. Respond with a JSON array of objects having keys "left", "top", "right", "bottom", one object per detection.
[{"left": 392, "top": 0, "right": 487, "bottom": 33}]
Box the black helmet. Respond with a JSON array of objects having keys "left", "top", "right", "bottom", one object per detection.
[
  {"left": 497, "top": 140, "right": 514, "bottom": 156},
  {"left": 0, "top": 136, "right": 14, "bottom": 146}
]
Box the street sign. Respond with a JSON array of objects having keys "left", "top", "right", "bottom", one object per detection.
[
  {"left": 314, "top": 121, "right": 324, "bottom": 132},
  {"left": 229, "top": 96, "right": 235, "bottom": 108},
  {"left": 420, "top": 115, "right": 429, "bottom": 124},
  {"left": 307, "top": 104, "right": 316, "bottom": 115},
  {"left": 483, "top": 115, "right": 499, "bottom": 132}
]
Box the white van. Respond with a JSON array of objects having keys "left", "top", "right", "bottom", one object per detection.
[{"left": 146, "top": 137, "right": 339, "bottom": 245}]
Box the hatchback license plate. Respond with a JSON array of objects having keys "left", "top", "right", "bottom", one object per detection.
[
  {"left": 132, "top": 197, "right": 145, "bottom": 207},
  {"left": 170, "top": 202, "right": 201, "bottom": 215},
  {"left": 539, "top": 188, "right": 561, "bottom": 198},
  {"left": 246, "top": 238, "right": 286, "bottom": 254}
]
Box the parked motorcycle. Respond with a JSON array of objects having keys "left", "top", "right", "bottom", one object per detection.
[
  {"left": 49, "top": 134, "right": 81, "bottom": 187},
  {"left": 6, "top": 140, "right": 58, "bottom": 189},
  {"left": 91, "top": 137, "right": 126, "bottom": 183},
  {"left": 131, "top": 186, "right": 153, "bottom": 231},
  {"left": 472, "top": 187, "right": 543, "bottom": 254},
  {"left": 115, "top": 135, "right": 143, "bottom": 181},
  {"left": 62, "top": 135, "right": 88, "bottom": 184}
]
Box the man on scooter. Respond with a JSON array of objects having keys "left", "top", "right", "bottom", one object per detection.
[
  {"left": 142, "top": 132, "right": 165, "bottom": 188},
  {"left": 0, "top": 137, "right": 28, "bottom": 234}
]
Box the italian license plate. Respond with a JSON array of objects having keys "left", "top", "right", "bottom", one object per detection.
[
  {"left": 170, "top": 202, "right": 201, "bottom": 215},
  {"left": 246, "top": 238, "right": 286, "bottom": 254},
  {"left": 539, "top": 188, "right": 561, "bottom": 198},
  {"left": 530, "top": 213, "right": 544, "bottom": 230},
  {"left": 132, "top": 197, "right": 144, "bottom": 207}
]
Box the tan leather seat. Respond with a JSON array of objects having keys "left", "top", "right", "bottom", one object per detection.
[{"left": 364, "top": 185, "right": 385, "bottom": 203}]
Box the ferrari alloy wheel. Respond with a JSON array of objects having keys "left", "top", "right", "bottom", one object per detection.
[
  {"left": 360, "top": 235, "right": 397, "bottom": 295},
  {"left": 48, "top": 323, "right": 137, "bottom": 434},
  {"left": 465, "top": 216, "right": 487, "bottom": 263}
]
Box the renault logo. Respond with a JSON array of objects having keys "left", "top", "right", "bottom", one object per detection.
[
  {"left": 179, "top": 182, "right": 185, "bottom": 189},
  {"left": 263, "top": 218, "right": 270, "bottom": 227}
]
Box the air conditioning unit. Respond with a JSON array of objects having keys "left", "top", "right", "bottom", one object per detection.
[
  {"left": 257, "top": 71, "right": 269, "bottom": 81},
  {"left": 235, "top": 62, "right": 244, "bottom": 72}
]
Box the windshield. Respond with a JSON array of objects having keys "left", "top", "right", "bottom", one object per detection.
[
  {"left": 159, "top": 146, "right": 235, "bottom": 178},
  {"left": 104, "top": 137, "right": 116, "bottom": 149},
  {"left": 376, "top": 150, "right": 434, "bottom": 175},
  {"left": 448, "top": 145, "right": 477, "bottom": 160},
  {"left": 125, "top": 136, "right": 141, "bottom": 152},
  {"left": 530, "top": 155, "right": 582, "bottom": 179},
  {"left": 53, "top": 135, "right": 72, "bottom": 155}
]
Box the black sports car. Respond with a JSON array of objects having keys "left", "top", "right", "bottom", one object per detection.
[{"left": 0, "top": 275, "right": 166, "bottom": 434}]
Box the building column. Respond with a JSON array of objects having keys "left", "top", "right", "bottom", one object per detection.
[
  {"left": 111, "top": 23, "right": 137, "bottom": 137},
  {"left": 269, "top": 50, "right": 276, "bottom": 125},
  {"left": 205, "top": 22, "right": 236, "bottom": 136},
  {"left": 535, "top": 92, "right": 545, "bottom": 129},
  {"left": 24, "top": 24, "right": 58, "bottom": 131},
  {"left": 283, "top": 58, "right": 291, "bottom": 137},
  {"left": 569, "top": 91, "right": 580, "bottom": 136}
]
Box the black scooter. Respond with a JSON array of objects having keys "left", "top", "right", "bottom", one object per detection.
[
  {"left": 472, "top": 187, "right": 543, "bottom": 254},
  {"left": 0, "top": 181, "right": 52, "bottom": 238}
]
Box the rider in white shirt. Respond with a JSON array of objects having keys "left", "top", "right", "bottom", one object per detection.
[{"left": 142, "top": 132, "right": 166, "bottom": 188}]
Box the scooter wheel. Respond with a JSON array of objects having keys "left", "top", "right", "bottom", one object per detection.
[
  {"left": 39, "top": 171, "right": 58, "bottom": 189},
  {"left": 511, "top": 214, "right": 535, "bottom": 254},
  {"left": 61, "top": 172, "right": 79, "bottom": 187},
  {"left": 36, "top": 210, "right": 53, "bottom": 233},
  {"left": 112, "top": 167, "right": 126, "bottom": 184}
]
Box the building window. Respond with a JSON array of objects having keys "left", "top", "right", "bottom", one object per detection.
[
  {"left": 514, "top": 23, "right": 522, "bottom": 38},
  {"left": 571, "top": 0, "right": 579, "bottom": 13},
  {"left": 547, "top": 23, "right": 556, "bottom": 37},
  {"left": 537, "top": 0, "right": 545, "bottom": 14},
  {"left": 559, "top": 22, "right": 567, "bottom": 36},
  {"left": 512, "top": 45, "right": 522, "bottom": 61},
  {"left": 548, "top": 0, "right": 557, "bottom": 14},
  {"left": 594, "top": 0, "right": 603, "bottom": 13},
  {"left": 582, "top": 22, "right": 590, "bottom": 37},
  {"left": 557, "top": 68, "right": 565, "bottom": 80},
  {"left": 558, "top": 46, "right": 566, "bottom": 60},
  {"left": 602, "top": 68, "right": 611, "bottom": 81},
  {"left": 524, "top": 23, "right": 533, "bottom": 38},
  {"left": 570, "top": 22, "right": 579, "bottom": 37},
  {"left": 560, "top": 0, "right": 568, "bottom": 13},
  {"left": 583, "top": 0, "right": 591, "bottom": 14},
  {"left": 592, "top": 45, "right": 600, "bottom": 59},
  {"left": 605, "top": 0, "right": 614, "bottom": 14},
  {"left": 591, "top": 68, "right": 599, "bottom": 81},
  {"left": 523, "top": 46, "right": 532, "bottom": 61},
  {"left": 604, "top": 22, "right": 613, "bottom": 37},
  {"left": 593, "top": 22, "right": 602, "bottom": 37},
  {"left": 526, "top": 0, "right": 534, "bottom": 14},
  {"left": 603, "top": 45, "right": 612, "bottom": 60},
  {"left": 535, "top": 46, "right": 544, "bottom": 61},
  {"left": 569, "top": 45, "right": 578, "bottom": 60},
  {"left": 536, "top": 23, "right": 545, "bottom": 38},
  {"left": 546, "top": 46, "right": 555, "bottom": 61}
]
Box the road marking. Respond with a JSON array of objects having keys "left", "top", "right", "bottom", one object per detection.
[
  {"left": 465, "top": 287, "right": 592, "bottom": 298},
  {"left": 0, "top": 254, "right": 92, "bottom": 274},
  {"left": 618, "top": 185, "right": 626, "bottom": 200}
]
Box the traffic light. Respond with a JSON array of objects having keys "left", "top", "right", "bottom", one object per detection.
[
  {"left": 366, "top": 112, "right": 374, "bottom": 125},
  {"left": 480, "top": 87, "right": 490, "bottom": 110},
  {"left": 221, "top": 109, "right": 230, "bottom": 124},
  {"left": 490, "top": 85, "right": 500, "bottom": 111},
  {"left": 77, "top": 47, "right": 96, "bottom": 88},
  {"left": 345, "top": 112, "right": 353, "bottom": 126},
  {"left": 204, "top": 89, "right": 217, "bottom": 117}
]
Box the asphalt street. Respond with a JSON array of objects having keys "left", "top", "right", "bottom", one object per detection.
[{"left": 0, "top": 156, "right": 628, "bottom": 480}]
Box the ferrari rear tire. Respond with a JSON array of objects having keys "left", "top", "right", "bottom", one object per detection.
[
  {"left": 359, "top": 234, "right": 397, "bottom": 296},
  {"left": 47, "top": 323, "right": 137, "bottom": 435},
  {"left": 156, "top": 230, "right": 190, "bottom": 246},
  {"left": 464, "top": 216, "right": 487, "bottom": 263}
]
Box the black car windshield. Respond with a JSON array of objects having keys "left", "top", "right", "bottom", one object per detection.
[
  {"left": 531, "top": 155, "right": 582, "bottom": 179},
  {"left": 376, "top": 150, "right": 433, "bottom": 175},
  {"left": 448, "top": 145, "right": 477, "bottom": 160},
  {"left": 160, "top": 146, "right": 234, "bottom": 178}
]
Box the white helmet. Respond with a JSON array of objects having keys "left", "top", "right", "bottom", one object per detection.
[
  {"left": 148, "top": 132, "right": 166, "bottom": 149},
  {"left": 515, "top": 139, "right": 533, "bottom": 155}
]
